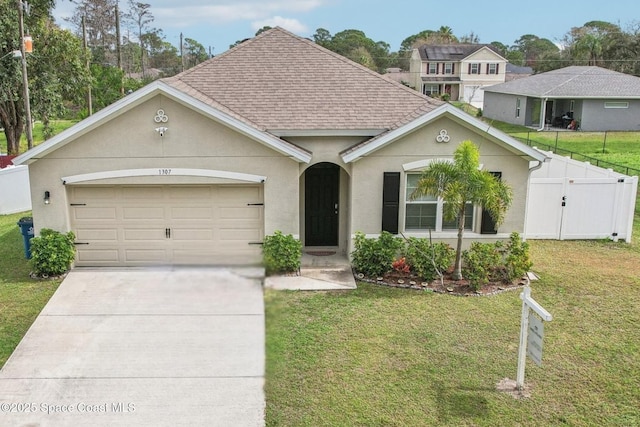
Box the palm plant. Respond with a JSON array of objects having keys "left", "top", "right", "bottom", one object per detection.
[{"left": 411, "top": 140, "right": 513, "bottom": 280}]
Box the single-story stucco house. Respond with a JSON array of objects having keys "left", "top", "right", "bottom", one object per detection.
[
  {"left": 14, "top": 27, "right": 547, "bottom": 267},
  {"left": 483, "top": 66, "right": 640, "bottom": 131}
]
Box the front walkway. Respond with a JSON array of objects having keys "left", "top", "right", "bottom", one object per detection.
[{"left": 264, "top": 248, "right": 356, "bottom": 290}]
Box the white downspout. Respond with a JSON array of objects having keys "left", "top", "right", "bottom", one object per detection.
[{"left": 537, "top": 97, "right": 548, "bottom": 131}]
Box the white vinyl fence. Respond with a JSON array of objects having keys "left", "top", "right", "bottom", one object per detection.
[
  {"left": 526, "top": 150, "right": 638, "bottom": 242},
  {"left": 0, "top": 165, "right": 32, "bottom": 215}
]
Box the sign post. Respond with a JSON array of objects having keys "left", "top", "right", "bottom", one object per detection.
[{"left": 516, "top": 286, "right": 552, "bottom": 391}]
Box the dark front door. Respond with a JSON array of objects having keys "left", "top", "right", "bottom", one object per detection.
[{"left": 305, "top": 163, "right": 339, "bottom": 246}]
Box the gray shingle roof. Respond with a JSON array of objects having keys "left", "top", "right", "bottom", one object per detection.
[
  {"left": 417, "top": 44, "right": 502, "bottom": 61},
  {"left": 483, "top": 66, "right": 640, "bottom": 98},
  {"left": 163, "top": 27, "right": 442, "bottom": 132}
]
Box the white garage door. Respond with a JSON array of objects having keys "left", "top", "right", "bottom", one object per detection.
[{"left": 68, "top": 185, "right": 264, "bottom": 266}]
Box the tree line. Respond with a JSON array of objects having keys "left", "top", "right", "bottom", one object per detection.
[{"left": 2, "top": 0, "right": 640, "bottom": 155}]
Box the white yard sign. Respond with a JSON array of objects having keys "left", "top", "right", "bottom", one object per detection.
[{"left": 517, "top": 286, "right": 552, "bottom": 390}]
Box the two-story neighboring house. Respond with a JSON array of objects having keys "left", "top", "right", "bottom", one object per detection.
[{"left": 409, "top": 44, "right": 507, "bottom": 107}]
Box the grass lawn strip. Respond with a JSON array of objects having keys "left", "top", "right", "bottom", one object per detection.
[{"left": 0, "top": 212, "right": 61, "bottom": 368}]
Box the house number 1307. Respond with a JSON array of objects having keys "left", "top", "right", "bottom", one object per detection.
[{"left": 159, "top": 169, "right": 172, "bottom": 175}]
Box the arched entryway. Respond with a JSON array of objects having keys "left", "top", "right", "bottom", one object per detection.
[{"left": 304, "top": 162, "right": 340, "bottom": 246}]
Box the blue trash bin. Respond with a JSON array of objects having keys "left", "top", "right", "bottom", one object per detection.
[{"left": 17, "top": 217, "right": 34, "bottom": 259}]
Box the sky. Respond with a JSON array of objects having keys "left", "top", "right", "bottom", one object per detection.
[{"left": 51, "top": 0, "right": 640, "bottom": 55}]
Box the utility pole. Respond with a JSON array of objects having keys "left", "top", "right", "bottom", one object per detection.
[
  {"left": 115, "top": 1, "right": 123, "bottom": 95},
  {"left": 180, "top": 32, "right": 184, "bottom": 72},
  {"left": 17, "top": 0, "right": 33, "bottom": 149},
  {"left": 82, "top": 15, "right": 92, "bottom": 116}
]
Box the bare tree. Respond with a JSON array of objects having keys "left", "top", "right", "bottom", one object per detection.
[
  {"left": 125, "top": 1, "right": 153, "bottom": 77},
  {"left": 67, "top": 0, "right": 118, "bottom": 65}
]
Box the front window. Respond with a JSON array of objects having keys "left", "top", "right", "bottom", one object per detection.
[
  {"left": 516, "top": 98, "right": 521, "bottom": 118},
  {"left": 423, "top": 84, "right": 440, "bottom": 96},
  {"left": 428, "top": 62, "right": 437, "bottom": 74},
  {"left": 405, "top": 174, "right": 473, "bottom": 232},
  {"left": 444, "top": 62, "right": 453, "bottom": 74},
  {"left": 488, "top": 63, "right": 498, "bottom": 74},
  {"left": 470, "top": 63, "right": 480, "bottom": 74}
]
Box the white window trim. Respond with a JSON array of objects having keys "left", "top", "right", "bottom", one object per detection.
[
  {"left": 470, "top": 63, "right": 480, "bottom": 74},
  {"left": 488, "top": 63, "right": 498, "bottom": 74},
  {"left": 428, "top": 62, "right": 438, "bottom": 74},
  {"left": 444, "top": 63, "right": 453, "bottom": 74}
]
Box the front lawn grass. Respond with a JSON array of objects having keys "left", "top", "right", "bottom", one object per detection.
[
  {"left": 265, "top": 226, "right": 640, "bottom": 425},
  {"left": 0, "top": 212, "right": 60, "bottom": 368}
]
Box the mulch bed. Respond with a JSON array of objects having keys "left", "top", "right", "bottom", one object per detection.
[{"left": 354, "top": 270, "right": 529, "bottom": 296}]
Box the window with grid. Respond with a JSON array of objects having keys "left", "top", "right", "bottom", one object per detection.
[
  {"left": 469, "top": 63, "right": 480, "bottom": 74},
  {"left": 428, "top": 62, "right": 438, "bottom": 74},
  {"left": 444, "top": 62, "right": 453, "bottom": 74},
  {"left": 488, "top": 63, "right": 498, "bottom": 74},
  {"left": 405, "top": 174, "right": 473, "bottom": 231},
  {"left": 423, "top": 84, "right": 440, "bottom": 96}
]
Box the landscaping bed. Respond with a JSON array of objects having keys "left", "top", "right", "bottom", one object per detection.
[{"left": 356, "top": 269, "right": 531, "bottom": 296}]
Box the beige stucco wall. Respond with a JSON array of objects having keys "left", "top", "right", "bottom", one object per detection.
[
  {"left": 28, "top": 95, "right": 301, "bottom": 238},
  {"left": 349, "top": 116, "right": 531, "bottom": 251}
]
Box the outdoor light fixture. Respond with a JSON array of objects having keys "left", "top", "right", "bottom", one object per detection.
[
  {"left": 44, "top": 191, "right": 50, "bottom": 205},
  {"left": 0, "top": 50, "right": 22, "bottom": 60},
  {"left": 155, "top": 126, "right": 168, "bottom": 137}
]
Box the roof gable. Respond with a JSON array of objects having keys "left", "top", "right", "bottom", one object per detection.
[
  {"left": 341, "top": 104, "right": 548, "bottom": 163},
  {"left": 14, "top": 81, "right": 312, "bottom": 165},
  {"left": 163, "top": 27, "right": 441, "bottom": 133},
  {"left": 484, "top": 66, "right": 640, "bottom": 98}
]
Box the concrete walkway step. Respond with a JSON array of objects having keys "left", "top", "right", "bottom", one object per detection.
[{"left": 264, "top": 266, "right": 356, "bottom": 291}]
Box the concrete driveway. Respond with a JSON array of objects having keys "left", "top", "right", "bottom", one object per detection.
[{"left": 0, "top": 268, "right": 265, "bottom": 427}]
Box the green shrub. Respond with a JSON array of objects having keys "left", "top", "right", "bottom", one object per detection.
[
  {"left": 476, "top": 108, "right": 483, "bottom": 117},
  {"left": 30, "top": 229, "right": 76, "bottom": 277},
  {"left": 404, "top": 238, "right": 454, "bottom": 281},
  {"left": 462, "top": 241, "right": 501, "bottom": 291},
  {"left": 503, "top": 232, "right": 532, "bottom": 281},
  {"left": 351, "top": 231, "right": 402, "bottom": 277},
  {"left": 262, "top": 231, "right": 302, "bottom": 275},
  {"left": 462, "top": 233, "right": 533, "bottom": 290}
]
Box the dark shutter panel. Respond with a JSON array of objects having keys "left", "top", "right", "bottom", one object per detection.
[
  {"left": 382, "top": 172, "right": 401, "bottom": 234},
  {"left": 496, "top": 63, "right": 500, "bottom": 74},
  {"left": 468, "top": 63, "right": 471, "bottom": 74},
  {"left": 452, "top": 63, "right": 455, "bottom": 74},
  {"left": 481, "top": 172, "right": 502, "bottom": 234},
  {"left": 426, "top": 63, "right": 430, "bottom": 75},
  {"left": 436, "top": 63, "right": 440, "bottom": 74},
  {"left": 486, "top": 63, "right": 489, "bottom": 74}
]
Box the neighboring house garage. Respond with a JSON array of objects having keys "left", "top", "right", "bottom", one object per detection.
[{"left": 67, "top": 184, "right": 264, "bottom": 266}]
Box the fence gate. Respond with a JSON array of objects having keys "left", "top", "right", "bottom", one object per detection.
[{"left": 526, "top": 177, "right": 631, "bottom": 240}]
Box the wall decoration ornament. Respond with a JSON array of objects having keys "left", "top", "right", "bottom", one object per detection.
[
  {"left": 154, "top": 109, "right": 169, "bottom": 123},
  {"left": 436, "top": 129, "right": 450, "bottom": 143}
]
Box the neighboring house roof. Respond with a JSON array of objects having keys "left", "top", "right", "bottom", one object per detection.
[
  {"left": 505, "top": 64, "right": 533, "bottom": 75},
  {"left": 416, "top": 44, "right": 505, "bottom": 61},
  {"left": 484, "top": 66, "right": 640, "bottom": 99},
  {"left": 163, "top": 27, "right": 442, "bottom": 134}
]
